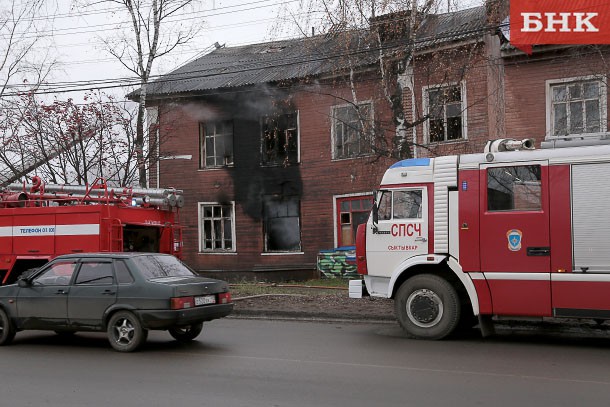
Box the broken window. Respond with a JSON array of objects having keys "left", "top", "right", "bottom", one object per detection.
[
  {"left": 261, "top": 112, "right": 299, "bottom": 166},
  {"left": 199, "top": 120, "right": 234, "bottom": 168},
  {"left": 550, "top": 79, "right": 604, "bottom": 136},
  {"left": 199, "top": 203, "right": 235, "bottom": 252},
  {"left": 426, "top": 84, "right": 465, "bottom": 143},
  {"left": 332, "top": 102, "right": 373, "bottom": 159},
  {"left": 263, "top": 196, "right": 301, "bottom": 252}
]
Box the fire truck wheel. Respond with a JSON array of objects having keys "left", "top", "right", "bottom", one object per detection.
[
  {"left": 107, "top": 311, "right": 147, "bottom": 352},
  {"left": 0, "top": 308, "right": 16, "bottom": 346},
  {"left": 395, "top": 274, "right": 460, "bottom": 340},
  {"left": 168, "top": 323, "right": 204, "bottom": 342}
]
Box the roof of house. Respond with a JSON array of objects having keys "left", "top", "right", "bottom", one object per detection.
[{"left": 142, "top": 5, "right": 488, "bottom": 98}]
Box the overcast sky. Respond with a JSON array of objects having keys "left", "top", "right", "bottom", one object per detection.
[{"left": 34, "top": 0, "right": 300, "bottom": 102}]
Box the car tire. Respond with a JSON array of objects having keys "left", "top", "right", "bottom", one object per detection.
[
  {"left": 107, "top": 311, "right": 146, "bottom": 352},
  {"left": 394, "top": 274, "right": 460, "bottom": 340},
  {"left": 168, "top": 323, "right": 203, "bottom": 342},
  {"left": 0, "top": 308, "right": 16, "bottom": 346}
]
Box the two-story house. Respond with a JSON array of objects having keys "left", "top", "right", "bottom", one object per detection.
[{"left": 137, "top": 5, "right": 500, "bottom": 279}]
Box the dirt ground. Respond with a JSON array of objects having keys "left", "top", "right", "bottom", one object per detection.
[{"left": 230, "top": 286, "right": 396, "bottom": 322}]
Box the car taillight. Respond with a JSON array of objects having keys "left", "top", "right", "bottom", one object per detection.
[
  {"left": 218, "top": 292, "right": 232, "bottom": 304},
  {"left": 171, "top": 296, "right": 194, "bottom": 309}
]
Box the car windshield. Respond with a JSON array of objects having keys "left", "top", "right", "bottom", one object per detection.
[{"left": 131, "top": 255, "right": 196, "bottom": 280}]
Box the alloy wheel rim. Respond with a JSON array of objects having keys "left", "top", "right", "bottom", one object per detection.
[{"left": 114, "top": 318, "right": 135, "bottom": 345}]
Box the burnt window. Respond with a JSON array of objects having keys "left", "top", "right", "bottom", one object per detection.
[
  {"left": 426, "top": 84, "right": 465, "bottom": 143},
  {"left": 199, "top": 203, "right": 235, "bottom": 252},
  {"left": 263, "top": 196, "right": 301, "bottom": 252},
  {"left": 199, "top": 120, "right": 234, "bottom": 168},
  {"left": 487, "top": 165, "right": 542, "bottom": 211},
  {"left": 332, "top": 102, "right": 373, "bottom": 159},
  {"left": 261, "top": 113, "right": 299, "bottom": 166}
]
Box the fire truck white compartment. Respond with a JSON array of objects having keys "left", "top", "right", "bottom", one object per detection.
[{"left": 571, "top": 162, "right": 610, "bottom": 273}]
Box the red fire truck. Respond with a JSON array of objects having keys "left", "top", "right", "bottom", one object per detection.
[
  {"left": 350, "top": 136, "right": 610, "bottom": 339},
  {"left": 0, "top": 177, "right": 183, "bottom": 285}
]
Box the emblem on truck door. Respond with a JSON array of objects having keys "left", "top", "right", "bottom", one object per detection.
[{"left": 507, "top": 229, "right": 523, "bottom": 251}]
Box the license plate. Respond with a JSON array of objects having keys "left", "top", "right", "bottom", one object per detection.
[{"left": 195, "top": 295, "right": 216, "bottom": 306}]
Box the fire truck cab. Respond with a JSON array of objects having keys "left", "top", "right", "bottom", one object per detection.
[
  {"left": 0, "top": 178, "right": 183, "bottom": 285},
  {"left": 352, "top": 135, "right": 610, "bottom": 339}
]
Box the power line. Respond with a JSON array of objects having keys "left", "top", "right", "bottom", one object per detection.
[
  {"left": 3, "top": 20, "right": 504, "bottom": 97},
  {"left": 0, "top": 0, "right": 300, "bottom": 40}
]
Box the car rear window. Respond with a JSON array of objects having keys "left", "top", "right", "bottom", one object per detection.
[{"left": 130, "top": 255, "right": 196, "bottom": 280}]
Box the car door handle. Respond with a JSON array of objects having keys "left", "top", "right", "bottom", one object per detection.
[
  {"left": 102, "top": 290, "right": 116, "bottom": 295},
  {"left": 415, "top": 237, "right": 428, "bottom": 242},
  {"left": 55, "top": 290, "right": 68, "bottom": 295}
]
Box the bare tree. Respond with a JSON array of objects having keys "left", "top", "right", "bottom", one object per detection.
[
  {"left": 0, "top": 0, "right": 56, "bottom": 97},
  {"left": 80, "top": 0, "right": 203, "bottom": 187},
  {"left": 0, "top": 91, "right": 141, "bottom": 187},
  {"left": 274, "top": 0, "right": 484, "bottom": 160}
]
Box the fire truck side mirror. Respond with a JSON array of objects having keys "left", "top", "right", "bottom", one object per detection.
[{"left": 372, "top": 190, "right": 379, "bottom": 225}]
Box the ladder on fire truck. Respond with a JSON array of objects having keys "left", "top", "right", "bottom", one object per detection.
[{"left": 0, "top": 176, "right": 184, "bottom": 210}]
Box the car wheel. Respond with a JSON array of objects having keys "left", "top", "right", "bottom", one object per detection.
[
  {"left": 107, "top": 311, "right": 146, "bottom": 352},
  {"left": 0, "top": 308, "right": 16, "bottom": 346},
  {"left": 394, "top": 274, "right": 460, "bottom": 340},
  {"left": 168, "top": 323, "right": 203, "bottom": 342}
]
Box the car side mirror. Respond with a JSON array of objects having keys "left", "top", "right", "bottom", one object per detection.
[{"left": 17, "top": 278, "right": 32, "bottom": 288}]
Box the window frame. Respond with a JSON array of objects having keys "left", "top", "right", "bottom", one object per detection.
[
  {"left": 260, "top": 111, "right": 300, "bottom": 166},
  {"left": 262, "top": 196, "right": 302, "bottom": 253},
  {"left": 198, "top": 201, "right": 237, "bottom": 253},
  {"left": 330, "top": 101, "right": 374, "bottom": 160},
  {"left": 423, "top": 81, "right": 468, "bottom": 144},
  {"left": 199, "top": 120, "right": 234, "bottom": 169},
  {"left": 546, "top": 76, "right": 607, "bottom": 138}
]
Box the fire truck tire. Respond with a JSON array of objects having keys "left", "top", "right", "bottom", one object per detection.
[
  {"left": 107, "top": 311, "right": 147, "bottom": 352},
  {"left": 394, "top": 274, "right": 461, "bottom": 340},
  {"left": 0, "top": 308, "right": 16, "bottom": 346},
  {"left": 169, "top": 323, "right": 204, "bottom": 342}
]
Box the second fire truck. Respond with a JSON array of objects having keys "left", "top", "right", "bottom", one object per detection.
[
  {"left": 0, "top": 177, "right": 183, "bottom": 285},
  {"left": 351, "top": 135, "right": 610, "bottom": 339}
]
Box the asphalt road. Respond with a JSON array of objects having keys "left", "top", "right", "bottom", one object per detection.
[{"left": 1, "top": 319, "right": 610, "bottom": 407}]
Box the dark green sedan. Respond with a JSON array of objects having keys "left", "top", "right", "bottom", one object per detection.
[{"left": 0, "top": 253, "right": 233, "bottom": 352}]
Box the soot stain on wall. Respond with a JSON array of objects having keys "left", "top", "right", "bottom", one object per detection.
[{"left": 206, "top": 86, "right": 304, "bottom": 225}]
